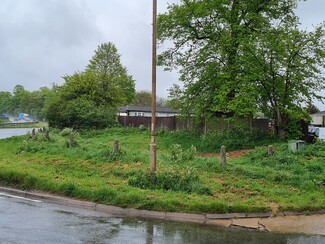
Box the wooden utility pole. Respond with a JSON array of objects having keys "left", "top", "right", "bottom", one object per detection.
[{"left": 150, "top": 0, "right": 157, "bottom": 177}]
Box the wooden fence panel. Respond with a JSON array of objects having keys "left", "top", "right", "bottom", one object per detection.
[{"left": 118, "top": 116, "right": 271, "bottom": 132}]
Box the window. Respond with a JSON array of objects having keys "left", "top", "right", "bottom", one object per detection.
[{"left": 135, "top": 112, "right": 144, "bottom": 117}]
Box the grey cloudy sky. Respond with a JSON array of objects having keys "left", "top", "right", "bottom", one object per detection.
[{"left": 0, "top": 0, "right": 324, "bottom": 108}]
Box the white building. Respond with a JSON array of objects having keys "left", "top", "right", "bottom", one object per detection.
[
  {"left": 310, "top": 111, "right": 325, "bottom": 126},
  {"left": 118, "top": 106, "right": 178, "bottom": 117}
]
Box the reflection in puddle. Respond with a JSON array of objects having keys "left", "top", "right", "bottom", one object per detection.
[{"left": 0, "top": 194, "right": 324, "bottom": 243}]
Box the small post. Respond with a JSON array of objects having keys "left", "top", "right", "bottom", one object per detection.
[
  {"left": 268, "top": 145, "right": 273, "bottom": 156},
  {"left": 69, "top": 131, "right": 75, "bottom": 148},
  {"left": 220, "top": 146, "right": 227, "bottom": 166},
  {"left": 32, "top": 128, "right": 36, "bottom": 138},
  {"left": 113, "top": 139, "right": 119, "bottom": 154}
]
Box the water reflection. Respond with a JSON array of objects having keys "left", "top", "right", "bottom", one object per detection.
[
  {"left": 110, "top": 217, "right": 324, "bottom": 244},
  {"left": 0, "top": 128, "right": 33, "bottom": 139}
]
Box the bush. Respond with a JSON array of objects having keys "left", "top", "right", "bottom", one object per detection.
[
  {"left": 44, "top": 95, "right": 118, "bottom": 129},
  {"left": 170, "top": 144, "right": 197, "bottom": 163},
  {"left": 128, "top": 167, "right": 212, "bottom": 195}
]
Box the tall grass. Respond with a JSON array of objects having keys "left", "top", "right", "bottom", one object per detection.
[{"left": 157, "top": 127, "right": 277, "bottom": 152}]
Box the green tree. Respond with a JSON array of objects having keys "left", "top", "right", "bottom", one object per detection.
[
  {"left": 86, "top": 42, "right": 135, "bottom": 105},
  {"left": 158, "top": 0, "right": 324, "bottom": 138},
  {"left": 131, "top": 91, "right": 167, "bottom": 107},
  {"left": 132, "top": 91, "right": 152, "bottom": 106},
  {"left": 44, "top": 42, "right": 135, "bottom": 129},
  {"left": 243, "top": 24, "right": 325, "bottom": 138},
  {"left": 11, "top": 84, "right": 29, "bottom": 115},
  {"left": 0, "top": 91, "right": 14, "bottom": 114},
  {"left": 305, "top": 103, "right": 320, "bottom": 115}
]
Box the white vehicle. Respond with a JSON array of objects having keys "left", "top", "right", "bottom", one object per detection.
[
  {"left": 318, "top": 127, "right": 325, "bottom": 140},
  {"left": 309, "top": 126, "right": 325, "bottom": 141}
]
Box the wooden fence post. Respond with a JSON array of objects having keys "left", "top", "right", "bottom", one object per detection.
[
  {"left": 113, "top": 139, "right": 119, "bottom": 153},
  {"left": 268, "top": 145, "right": 273, "bottom": 156},
  {"left": 220, "top": 146, "right": 227, "bottom": 166},
  {"left": 69, "top": 131, "right": 75, "bottom": 148}
]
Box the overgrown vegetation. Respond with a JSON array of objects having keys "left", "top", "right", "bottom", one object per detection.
[
  {"left": 0, "top": 127, "right": 324, "bottom": 214},
  {"left": 157, "top": 127, "right": 278, "bottom": 152}
]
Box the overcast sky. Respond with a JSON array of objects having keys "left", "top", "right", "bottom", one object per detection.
[{"left": 0, "top": 0, "right": 324, "bottom": 109}]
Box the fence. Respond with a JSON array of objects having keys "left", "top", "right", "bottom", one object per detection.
[{"left": 118, "top": 116, "right": 271, "bottom": 132}]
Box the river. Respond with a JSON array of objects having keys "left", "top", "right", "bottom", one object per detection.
[{"left": 0, "top": 128, "right": 34, "bottom": 139}]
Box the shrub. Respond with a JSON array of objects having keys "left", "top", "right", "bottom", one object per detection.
[
  {"left": 128, "top": 167, "right": 212, "bottom": 195},
  {"left": 170, "top": 144, "right": 197, "bottom": 163}
]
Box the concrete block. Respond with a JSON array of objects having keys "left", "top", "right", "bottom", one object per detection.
[
  {"left": 206, "top": 213, "right": 246, "bottom": 219},
  {"left": 67, "top": 199, "right": 96, "bottom": 210},
  {"left": 165, "top": 212, "right": 206, "bottom": 223},
  {"left": 232, "top": 218, "right": 259, "bottom": 229},
  {"left": 128, "top": 209, "right": 166, "bottom": 219},
  {"left": 95, "top": 204, "right": 128, "bottom": 216},
  {"left": 246, "top": 212, "right": 272, "bottom": 218},
  {"left": 205, "top": 219, "right": 232, "bottom": 228}
]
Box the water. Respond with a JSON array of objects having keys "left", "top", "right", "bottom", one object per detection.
[
  {"left": 0, "top": 195, "right": 323, "bottom": 244},
  {"left": 0, "top": 128, "right": 33, "bottom": 139}
]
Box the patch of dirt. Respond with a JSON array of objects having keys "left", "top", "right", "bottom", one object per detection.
[{"left": 197, "top": 149, "right": 253, "bottom": 159}]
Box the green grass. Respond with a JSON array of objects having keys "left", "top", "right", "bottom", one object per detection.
[{"left": 0, "top": 127, "right": 323, "bottom": 214}]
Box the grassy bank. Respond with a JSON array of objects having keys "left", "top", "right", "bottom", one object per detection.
[{"left": 0, "top": 127, "right": 324, "bottom": 214}]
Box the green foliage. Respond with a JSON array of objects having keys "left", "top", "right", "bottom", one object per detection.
[
  {"left": 170, "top": 144, "right": 197, "bottom": 162},
  {"left": 159, "top": 0, "right": 325, "bottom": 138},
  {"left": 98, "top": 148, "right": 126, "bottom": 162},
  {"left": 0, "top": 91, "right": 14, "bottom": 114},
  {"left": 59, "top": 182, "right": 78, "bottom": 197},
  {"left": 86, "top": 42, "right": 135, "bottom": 105},
  {"left": 42, "top": 42, "right": 135, "bottom": 129},
  {"left": 128, "top": 168, "right": 212, "bottom": 195},
  {"left": 159, "top": 127, "right": 277, "bottom": 152},
  {"left": 240, "top": 143, "right": 325, "bottom": 189},
  {"left": 0, "top": 169, "right": 37, "bottom": 190},
  {"left": 60, "top": 128, "right": 73, "bottom": 136},
  {"left": 131, "top": 91, "right": 167, "bottom": 107},
  {"left": 44, "top": 95, "right": 118, "bottom": 129}
]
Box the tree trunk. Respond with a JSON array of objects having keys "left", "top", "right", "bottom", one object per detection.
[{"left": 275, "top": 110, "right": 285, "bottom": 139}]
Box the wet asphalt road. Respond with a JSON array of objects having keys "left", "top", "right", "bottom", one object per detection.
[{"left": 0, "top": 194, "right": 324, "bottom": 244}]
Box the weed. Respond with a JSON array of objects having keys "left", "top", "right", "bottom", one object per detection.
[
  {"left": 170, "top": 144, "right": 197, "bottom": 163},
  {"left": 128, "top": 167, "right": 212, "bottom": 195}
]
